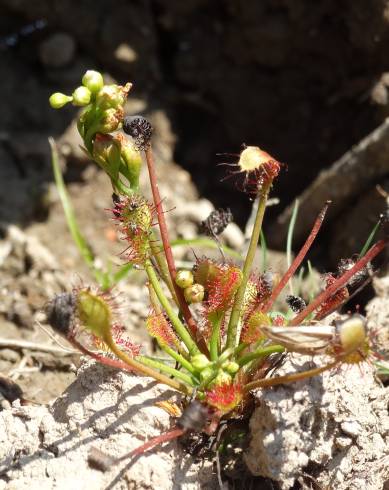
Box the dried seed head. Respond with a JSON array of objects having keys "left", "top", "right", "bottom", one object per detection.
[
  {"left": 123, "top": 115, "right": 153, "bottom": 150},
  {"left": 45, "top": 292, "right": 76, "bottom": 337},
  {"left": 201, "top": 208, "right": 233, "bottom": 236},
  {"left": 286, "top": 295, "right": 307, "bottom": 313}
]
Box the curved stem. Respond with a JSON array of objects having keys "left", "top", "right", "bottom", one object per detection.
[
  {"left": 238, "top": 344, "right": 285, "bottom": 367},
  {"left": 145, "top": 260, "right": 200, "bottom": 356},
  {"left": 243, "top": 358, "right": 340, "bottom": 393},
  {"left": 71, "top": 338, "right": 191, "bottom": 394},
  {"left": 226, "top": 182, "right": 271, "bottom": 349},
  {"left": 137, "top": 355, "right": 195, "bottom": 385},
  {"left": 162, "top": 345, "right": 197, "bottom": 375}
]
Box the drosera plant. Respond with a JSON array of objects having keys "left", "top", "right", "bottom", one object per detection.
[{"left": 47, "top": 71, "right": 388, "bottom": 463}]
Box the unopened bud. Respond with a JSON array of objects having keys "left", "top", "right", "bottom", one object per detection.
[
  {"left": 72, "top": 86, "right": 91, "bottom": 106},
  {"left": 184, "top": 283, "right": 205, "bottom": 304},
  {"left": 49, "top": 92, "right": 72, "bottom": 109},
  {"left": 175, "top": 270, "right": 194, "bottom": 289},
  {"left": 199, "top": 366, "right": 215, "bottom": 383},
  {"left": 191, "top": 354, "right": 210, "bottom": 371},
  {"left": 82, "top": 70, "right": 104, "bottom": 94},
  {"left": 119, "top": 135, "right": 142, "bottom": 190},
  {"left": 222, "top": 361, "right": 239, "bottom": 375}
]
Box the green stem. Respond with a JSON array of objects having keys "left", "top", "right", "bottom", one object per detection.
[
  {"left": 226, "top": 182, "right": 271, "bottom": 349},
  {"left": 162, "top": 344, "right": 197, "bottom": 375},
  {"left": 137, "top": 355, "right": 196, "bottom": 386},
  {"left": 145, "top": 260, "right": 200, "bottom": 356},
  {"left": 238, "top": 345, "right": 285, "bottom": 367},
  {"left": 210, "top": 313, "right": 223, "bottom": 361},
  {"left": 243, "top": 357, "right": 341, "bottom": 393},
  {"left": 105, "top": 337, "right": 192, "bottom": 394},
  {"left": 149, "top": 237, "right": 177, "bottom": 302}
]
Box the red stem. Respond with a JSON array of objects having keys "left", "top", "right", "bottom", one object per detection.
[
  {"left": 144, "top": 147, "right": 200, "bottom": 341},
  {"left": 290, "top": 239, "right": 387, "bottom": 325},
  {"left": 263, "top": 201, "right": 330, "bottom": 312},
  {"left": 122, "top": 427, "right": 184, "bottom": 458},
  {"left": 70, "top": 338, "right": 135, "bottom": 372}
]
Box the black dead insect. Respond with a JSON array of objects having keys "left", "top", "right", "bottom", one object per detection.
[
  {"left": 44, "top": 292, "right": 76, "bottom": 337},
  {"left": 123, "top": 115, "right": 153, "bottom": 150},
  {"left": 177, "top": 400, "right": 209, "bottom": 432},
  {"left": 336, "top": 257, "right": 371, "bottom": 288},
  {"left": 286, "top": 294, "right": 307, "bottom": 313},
  {"left": 201, "top": 208, "right": 233, "bottom": 237}
]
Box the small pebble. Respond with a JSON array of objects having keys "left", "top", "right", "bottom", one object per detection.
[
  {"left": 335, "top": 436, "right": 352, "bottom": 449},
  {"left": 340, "top": 421, "right": 361, "bottom": 437}
]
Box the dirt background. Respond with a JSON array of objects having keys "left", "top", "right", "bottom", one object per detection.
[{"left": 1, "top": 2, "right": 389, "bottom": 488}]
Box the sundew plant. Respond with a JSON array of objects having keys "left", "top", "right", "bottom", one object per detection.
[{"left": 47, "top": 71, "right": 387, "bottom": 458}]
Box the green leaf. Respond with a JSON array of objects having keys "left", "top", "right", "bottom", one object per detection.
[
  {"left": 359, "top": 220, "right": 381, "bottom": 258},
  {"left": 49, "top": 137, "right": 106, "bottom": 287},
  {"left": 171, "top": 237, "right": 242, "bottom": 259}
]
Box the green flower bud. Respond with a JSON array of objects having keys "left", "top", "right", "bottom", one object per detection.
[
  {"left": 184, "top": 283, "right": 204, "bottom": 304},
  {"left": 118, "top": 134, "right": 142, "bottom": 190},
  {"left": 222, "top": 361, "right": 239, "bottom": 375},
  {"left": 49, "top": 92, "right": 72, "bottom": 109},
  {"left": 82, "top": 70, "right": 104, "bottom": 94},
  {"left": 199, "top": 366, "right": 215, "bottom": 383},
  {"left": 191, "top": 354, "right": 210, "bottom": 371},
  {"left": 92, "top": 134, "right": 121, "bottom": 182},
  {"left": 175, "top": 270, "right": 194, "bottom": 289},
  {"left": 72, "top": 86, "right": 92, "bottom": 106}
]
